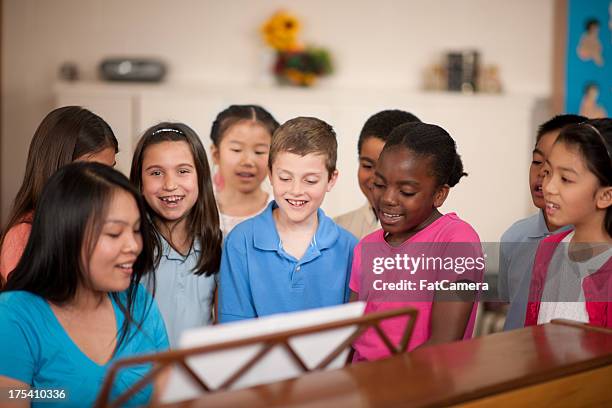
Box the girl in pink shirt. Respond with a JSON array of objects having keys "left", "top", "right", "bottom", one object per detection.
[
  {"left": 350, "top": 122, "right": 483, "bottom": 362},
  {"left": 0, "top": 106, "right": 118, "bottom": 284},
  {"left": 525, "top": 119, "right": 612, "bottom": 327}
]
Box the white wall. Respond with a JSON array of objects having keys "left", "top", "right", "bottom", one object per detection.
[{"left": 2, "top": 0, "right": 554, "bottom": 232}]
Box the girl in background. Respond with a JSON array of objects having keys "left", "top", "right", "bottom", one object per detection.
[
  {"left": 350, "top": 122, "right": 483, "bottom": 361},
  {"left": 0, "top": 106, "right": 118, "bottom": 282},
  {"left": 131, "top": 123, "right": 222, "bottom": 347},
  {"left": 525, "top": 119, "right": 612, "bottom": 327},
  {"left": 210, "top": 105, "right": 279, "bottom": 235},
  {"left": 0, "top": 162, "right": 168, "bottom": 407}
]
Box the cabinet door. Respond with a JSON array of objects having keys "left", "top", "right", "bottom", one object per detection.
[{"left": 55, "top": 93, "right": 134, "bottom": 175}]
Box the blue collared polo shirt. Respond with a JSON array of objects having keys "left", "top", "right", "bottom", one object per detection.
[{"left": 218, "top": 201, "right": 357, "bottom": 323}]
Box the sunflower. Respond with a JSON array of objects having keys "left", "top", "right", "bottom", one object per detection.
[{"left": 261, "top": 11, "right": 301, "bottom": 51}]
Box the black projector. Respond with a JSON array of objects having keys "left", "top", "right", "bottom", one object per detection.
[{"left": 99, "top": 58, "right": 166, "bottom": 82}]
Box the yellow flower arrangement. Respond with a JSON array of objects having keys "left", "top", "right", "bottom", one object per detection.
[
  {"left": 261, "top": 11, "right": 302, "bottom": 52},
  {"left": 261, "top": 10, "right": 333, "bottom": 87}
]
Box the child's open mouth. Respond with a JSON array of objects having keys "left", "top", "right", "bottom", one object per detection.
[
  {"left": 159, "top": 195, "right": 184, "bottom": 207},
  {"left": 545, "top": 201, "right": 560, "bottom": 216},
  {"left": 287, "top": 199, "right": 308, "bottom": 208},
  {"left": 236, "top": 172, "right": 255, "bottom": 179},
  {"left": 380, "top": 210, "right": 404, "bottom": 224},
  {"left": 533, "top": 184, "right": 543, "bottom": 197}
]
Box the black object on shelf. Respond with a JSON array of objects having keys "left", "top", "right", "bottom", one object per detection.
[
  {"left": 99, "top": 58, "right": 166, "bottom": 82},
  {"left": 446, "top": 51, "right": 479, "bottom": 92}
]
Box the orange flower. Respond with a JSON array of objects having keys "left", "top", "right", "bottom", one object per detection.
[
  {"left": 261, "top": 11, "right": 301, "bottom": 51},
  {"left": 283, "top": 69, "right": 317, "bottom": 86}
]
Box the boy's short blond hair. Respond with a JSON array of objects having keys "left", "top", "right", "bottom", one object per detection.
[{"left": 268, "top": 117, "right": 337, "bottom": 179}]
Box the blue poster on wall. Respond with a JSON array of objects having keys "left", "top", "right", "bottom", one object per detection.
[{"left": 566, "top": 0, "right": 611, "bottom": 117}]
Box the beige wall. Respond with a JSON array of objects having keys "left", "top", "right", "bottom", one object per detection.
[{"left": 1, "top": 0, "right": 554, "bottom": 224}]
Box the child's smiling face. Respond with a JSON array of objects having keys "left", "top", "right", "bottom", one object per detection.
[
  {"left": 371, "top": 146, "right": 448, "bottom": 244},
  {"left": 141, "top": 141, "right": 199, "bottom": 226},
  {"left": 270, "top": 151, "right": 337, "bottom": 225}
]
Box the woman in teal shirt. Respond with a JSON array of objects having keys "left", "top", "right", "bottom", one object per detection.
[{"left": 0, "top": 162, "right": 169, "bottom": 407}]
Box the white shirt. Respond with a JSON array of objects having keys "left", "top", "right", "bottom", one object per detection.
[
  {"left": 538, "top": 232, "right": 612, "bottom": 324},
  {"left": 334, "top": 202, "right": 380, "bottom": 239},
  {"left": 218, "top": 193, "right": 272, "bottom": 237}
]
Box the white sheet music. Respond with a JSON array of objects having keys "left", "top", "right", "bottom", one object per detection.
[{"left": 161, "top": 301, "right": 366, "bottom": 403}]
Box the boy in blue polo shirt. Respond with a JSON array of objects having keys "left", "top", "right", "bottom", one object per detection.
[{"left": 219, "top": 117, "right": 357, "bottom": 322}]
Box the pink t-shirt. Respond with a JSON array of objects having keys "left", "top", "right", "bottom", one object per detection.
[
  {"left": 350, "top": 212, "right": 483, "bottom": 361},
  {"left": 0, "top": 213, "right": 33, "bottom": 280}
]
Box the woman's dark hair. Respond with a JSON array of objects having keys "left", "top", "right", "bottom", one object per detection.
[
  {"left": 557, "top": 119, "right": 612, "bottom": 235},
  {"left": 1, "top": 106, "right": 118, "bottom": 250},
  {"left": 210, "top": 105, "right": 279, "bottom": 146},
  {"left": 383, "top": 122, "right": 467, "bottom": 187},
  {"left": 131, "top": 122, "right": 222, "bottom": 276},
  {"left": 3, "top": 162, "right": 153, "bottom": 347}
]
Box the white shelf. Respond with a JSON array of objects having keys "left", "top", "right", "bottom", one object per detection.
[{"left": 55, "top": 80, "right": 541, "bottom": 103}]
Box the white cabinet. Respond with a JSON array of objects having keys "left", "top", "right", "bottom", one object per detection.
[{"left": 55, "top": 81, "right": 545, "bottom": 241}]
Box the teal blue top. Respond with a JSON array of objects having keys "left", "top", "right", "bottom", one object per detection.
[{"left": 0, "top": 284, "right": 169, "bottom": 407}]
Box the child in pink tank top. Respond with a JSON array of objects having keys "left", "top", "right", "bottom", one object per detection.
[{"left": 349, "top": 122, "right": 484, "bottom": 362}]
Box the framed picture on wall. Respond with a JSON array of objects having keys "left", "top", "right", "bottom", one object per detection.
[{"left": 553, "top": 0, "right": 611, "bottom": 117}]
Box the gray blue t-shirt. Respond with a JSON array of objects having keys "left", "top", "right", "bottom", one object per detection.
[
  {"left": 498, "top": 211, "right": 570, "bottom": 330},
  {"left": 146, "top": 235, "right": 216, "bottom": 347}
]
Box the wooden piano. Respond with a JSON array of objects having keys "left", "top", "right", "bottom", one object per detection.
[{"left": 158, "top": 320, "right": 612, "bottom": 407}]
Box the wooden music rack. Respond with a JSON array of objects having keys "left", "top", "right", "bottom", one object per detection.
[{"left": 95, "top": 306, "right": 418, "bottom": 408}]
